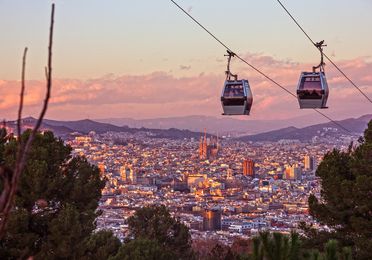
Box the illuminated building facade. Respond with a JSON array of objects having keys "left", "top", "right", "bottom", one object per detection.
[
  {"left": 203, "top": 208, "right": 222, "bottom": 231},
  {"left": 120, "top": 164, "right": 137, "bottom": 184},
  {"left": 304, "top": 155, "right": 316, "bottom": 171},
  {"left": 199, "top": 129, "right": 220, "bottom": 160},
  {"left": 285, "top": 164, "right": 302, "bottom": 180},
  {"left": 243, "top": 159, "right": 255, "bottom": 177}
]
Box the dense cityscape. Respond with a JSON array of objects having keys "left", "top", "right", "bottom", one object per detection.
[
  {"left": 65, "top": 127, "right": 359, "bottom": 245},
  {"left": 1, "top": 0, "right": 372, "bottom": 258}
]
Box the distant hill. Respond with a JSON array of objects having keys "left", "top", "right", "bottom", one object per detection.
[
  {"left": 43, "top": 118, "right": 133, "bottom": 134},
  {"left": 95, "top": 114, "right": 331, "bottom": 136},
  {"left": 6, "top": 117, "right": 207, "bottom": 140},
  {"left": 6, "top": 117, "right": 73, "bottom": 136},
  {"left": 6, "top": 114, "right": 371, "bottom": 142},
  {"left": 239, "top": 114, "right": 372, "bottom": 142}
]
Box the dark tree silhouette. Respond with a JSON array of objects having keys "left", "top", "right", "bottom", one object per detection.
[
  {"left": 125, "top": 205, "right": 193, "bottom": 259},
  {"left": 0, "top": 131, "right": 119, "bottom": 259},
  {"left": 303, "top": 120, "right": 372, "bottom": 259},
  {"left": 0, "top": 4, "right": 55, "bottom": 237}
]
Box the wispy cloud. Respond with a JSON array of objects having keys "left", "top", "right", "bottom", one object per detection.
[
  {"left": 0, "top": 54, "right": 371, "bottom": 120},
  {"left": 179, "top": 65, "right": 191, "bottom": 71}
]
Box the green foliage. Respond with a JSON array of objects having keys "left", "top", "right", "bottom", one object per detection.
[
  {"left": 248, "top": 232, "right": 301, "bottom": 260},
  {"left": 110, "top": 239, "right": 172, "bottom": 260},
  {"left": 252, "top": 236, "right": 264, "bottom": 260},
  {"left": 0, "top": 130, "right": 118, "bottom": 259},
  {"left": 80, "top": 230, "right": 122, "bottom": 260},
  {"left": 324, "top": 240, "right": 338, "bottom": 260},
  {"left": 309, "top": 250, "right": 320, "bottom": 260},
  {"left": 304, "top": 121, "right": 372, "bottom": 259},
  {"left": 127, "top": 204, "right": 193, "bottom": 259},
  {"left": 340, "top": 247, "right": 352, "bottom": 260},
  {"left": 244, "top": 232, "right": 353, "bottom": 260},
  {"left": 303, "top": 240, "right": 353, "bottom": 260}
]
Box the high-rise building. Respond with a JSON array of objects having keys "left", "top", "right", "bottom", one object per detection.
[
  {"left": 243, "top": 159, "right": 255, "bottom": 176},
  {"left": 203, "top": 208, "right": 221, "bottom": 231},
  {"left": 97, "top": 163, "right": 105, "bottom": 176},
  {"left": 199, "top": 129, "right": 220, "bottom": 160},
  {"left": 304, "top": 155, "right": 316, "bottom": 171},
  {"left": 285, "top": 164, "right": 302, "bottom": 180},
  {"left": 120, "top": 164, "right": 136, "bottom": 184}
]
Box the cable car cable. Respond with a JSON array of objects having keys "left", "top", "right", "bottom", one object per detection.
[
  {"left": 275, "top": 0, "right": 372, "bottom": 104},
  {"left": 170, "top": 0, "right": 296, "bottom": 98},
  {"left": 313, "top": 109, "right": 350, "bottom": 133},
  {"left": 170, "top": 0, "right": 351, "bottom": 133}
]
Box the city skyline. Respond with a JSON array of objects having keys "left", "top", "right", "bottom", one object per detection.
[
  {"left": 1, "top": 0, "right": 371, "bottom": 121},
  {"left": 66, "top": 122, "right": 355, "bottom": 245}
]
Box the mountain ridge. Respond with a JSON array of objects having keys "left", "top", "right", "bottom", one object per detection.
[
  {"left": 5, "top": 117, "right": 206, "bottom": 140},
  {"left": 95, "top": 115, "right": 325, "bottom": 135},
  {"left": 239, "top": 115, "right": 372, "bottom": 142},
  {"left": 95, "top": 114, "right": 372, "bottom": 136},
  {"left": 5, "top": 114, "right": 371, "bottom": 142}
]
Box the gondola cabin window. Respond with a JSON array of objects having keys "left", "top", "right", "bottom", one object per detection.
[
  {"left": 224, "top": 84, "right": 244, "bottom": 97},
  {"left": 298, "top": 75, "right": 323, "bottom": 99}
]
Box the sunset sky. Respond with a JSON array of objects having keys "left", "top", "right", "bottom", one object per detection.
[{"left": 1, "top": 0, "right": 371, "bottom": 121}]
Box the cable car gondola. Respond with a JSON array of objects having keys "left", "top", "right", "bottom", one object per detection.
[
  {"left": 297, "top": 41, "right": 329, "bottom": 109},
  {"left": 221, "top": 50, "right": 253, "bottom": 115}
]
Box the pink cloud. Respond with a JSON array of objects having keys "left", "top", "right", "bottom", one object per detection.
[{"left": 0, "top": 54, "right": 371, "bottom": 121}]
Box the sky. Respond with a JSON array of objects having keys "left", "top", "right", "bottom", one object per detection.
[{"left": 0, "top": 0, "right": 371, "bottom": 121}]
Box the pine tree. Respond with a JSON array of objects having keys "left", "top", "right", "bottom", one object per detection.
[
  {"left": 303, "top": 120, "right": 372, "bottom": 259},
  {"left": 109, "top": 238, "right": 172, "bottom": 260},
  {"left": 80, "top": 230, "right": 122, "bottom": 260},
  {"left": 0, "top": 130, "right": 119, "bottom": 259},
  {"left": 249, "top": 232, "right": 301, "bottom": 260},
  {"left": 125, "top": 204, "right": 193, "bottom": 259}
]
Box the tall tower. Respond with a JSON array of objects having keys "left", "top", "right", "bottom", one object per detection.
[
  {"left": 199, "top": 128, "right": 208, "bottom": 160},
  {"left": 243, "top": 159, "right": 255, "bottom": 177},
  {"left": 120, "top": 166, "right": 127, "bottom": 181},
  {"left": 203, "top": 128, "right": 207, "bottom": 159},
  {"left": 286, "top": 164, "right": 302, "bottom": 180},
  {"left": 199, "top": 129, "right": 220, "bottom": 160},
  {"left": 199, "top": 136, "right": 204, "bottom": 158},
  {"left": 120, "top": 164, "right": 136, "bottom": 184},
  {"left": 304, "top": 155, "right": 316, "bottom": 171}
]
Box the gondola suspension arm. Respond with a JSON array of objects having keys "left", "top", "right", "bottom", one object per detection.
[
  {"left": 312, "top": 41, "right": 326, "bottom": 73},
  {"left": 225, "top": 50, "right": 238, "bottom": 81}
]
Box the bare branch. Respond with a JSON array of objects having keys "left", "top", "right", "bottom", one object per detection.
[
  {"left": 33, "top": 3, "right": 54, "bottom": 133},
  {"left": 17, "top": 47, "right": 28, "bottom": 140},
  {"left": 0, "top": 3, "right": 55, "bottom": 237}
]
